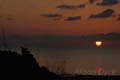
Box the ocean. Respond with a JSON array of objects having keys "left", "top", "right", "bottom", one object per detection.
[{"left": 20, "top": 47, "right": 120, "bottom": 75}]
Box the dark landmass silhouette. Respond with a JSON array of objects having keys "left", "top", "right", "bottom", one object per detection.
[
  {"left": 46, "top": 32, "right": 120, "bottom": 40},
  {"left": 0, "top": 47, "right": 120, "bottom": 80},
  {"left": 3, "top": 32, "right": 120, "bottom": 41},
  {"left": 0, "top": 47, "right": 59, "bottom": 80},
  {"left": 1, "top": 32, "right": 120, "bottom": 48}
]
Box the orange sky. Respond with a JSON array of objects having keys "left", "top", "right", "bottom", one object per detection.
[{"left": 0, "top": 0, "right": 120, "bottom": 36}]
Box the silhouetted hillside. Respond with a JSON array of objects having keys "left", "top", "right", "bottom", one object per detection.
[{"left": 0, "top": 48, "right": 58, "bottom": 80}]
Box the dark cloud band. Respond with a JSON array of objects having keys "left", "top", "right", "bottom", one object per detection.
[
  {"left": 97, "top": 0, "right": 119, "bottom": 6},
  {"left": 56, "top": 4, "right": 85, "bottom": 10},
  {"left": 118, "top": 15, "right": 120, "bottom": 20},
  {"left": 41, "top": 13, "right": 63, "bottom": 18},
  {"left": 89, "top": 9, "right": 114, "bottom": 19},
  {"left": 89, "top": 0, "right": 96, "bottom": 4},
  {"left": 65, "top": 16, "right": 81, "bottom": 21}
]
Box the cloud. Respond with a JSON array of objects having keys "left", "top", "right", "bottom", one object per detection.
[
  {"left": 0, "top": 16, "right": 2, "bottom": 18},
  {"left": 65, "top": 16, "right": 81, "bottom": 21},
  {"left": 89, "top": 0, "right": 96, "bottom": 4},
  {"left": 7, "top": 14, "right": 15, "bottom": 20},
  {"left": 41, "top": 13, "right": 63, "bottom": 18},
  {"left": 97, "top": 0, "right": 119, "bottom": 6},
  {"left": 56, "top": 4, "right": 77, "bottom": 9},
  {"left": 56, "top": 4, "right": 85, "bottom": 10},
  {"left": 118, "top": 15, "right": 120, "bottom": 20},
  {"left": 79, "top": 4, "right": 86, "bottom": 8},
  {"left": 0, "top": 15, "right": 15, "bottom": 21},
  {"left": 89, "top": 9, "right": 114, "bottom": 19}
]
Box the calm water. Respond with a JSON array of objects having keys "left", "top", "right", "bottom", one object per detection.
[
  {"left": 28, "top": 47, "right": 120, "bottom": 75},
  {"left": 10, "top": 47, "right": 120, "bottom": 75}
]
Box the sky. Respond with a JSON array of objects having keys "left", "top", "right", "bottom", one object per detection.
[{"left": 0, "top": 0, "right": 120, "bottom": 36}]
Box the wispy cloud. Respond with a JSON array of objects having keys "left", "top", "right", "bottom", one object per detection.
[
  {"left": 97, "top": 0, "right": 119, "bottom": 6},
  {"left": 89, "top": 9, "right": 114, "bottom": 19},
  {"left": 0, "top": 14, "right": 15, "bottom": 21},
  {"left": 7, "top": 14, "right": 15, "bottom": 20},
  {"left": 56, "top": 4, "right": 85, "bottom": 10},
  {"left": 118, "top": 15, "right": 120, "bottom": 20},
  {"left": 65, "top": 16, "right": 81, "bottom": 21},
  {"left": 41, "top": 13, "right": 63, "bottom": 18},
  {"left": 89, "top": 0, "right": 96, "bottom": 4}
]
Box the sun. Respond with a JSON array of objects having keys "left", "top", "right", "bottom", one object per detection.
[{"left": 95, "top": 41, "right": 102, "bottom": 47}]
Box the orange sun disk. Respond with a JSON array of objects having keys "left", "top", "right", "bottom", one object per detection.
[{"left": 95, "top": 41, "right": 102, "bottom": 47}]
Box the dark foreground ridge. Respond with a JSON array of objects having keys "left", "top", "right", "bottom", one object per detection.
[
  {"left": 0, "top": 47, "right": 58, "bottom": 80},
  {"left": 0, "top": 47, "right": 120, "bottom": 80}
]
